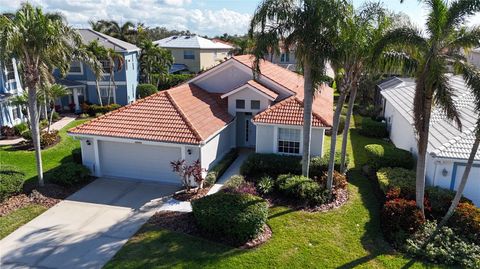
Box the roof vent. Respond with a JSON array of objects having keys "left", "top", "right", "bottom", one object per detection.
[
  {"left": 185, "top": 36, "right": 190, "bottom": 39},
  {"left": 172, "top": 36, "right": 178, "bottom": 39}
]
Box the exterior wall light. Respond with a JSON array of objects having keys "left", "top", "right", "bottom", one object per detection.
[
  {"left": 442, "top": 168, "right": 448, "bottom": 177},
  {"left": 187, "top": 149, "right": 192, "bottom": 155},
  {"left": 86, "top": 139, "right": 91, "bottom": 146}
]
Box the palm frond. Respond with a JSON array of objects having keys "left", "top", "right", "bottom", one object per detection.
[
  {"left": 447, "top": 26, "right": 480, "bottom": 50},
  {"left": 433, "top": 74, "right": 463, "bottom": 129},
  {"left": 373, "top": 26, "right": 428, "bottom": 61},
  {"left": 455, "top": 60, "right": 480, "bottom": 113},
  {"left": 446, "top": 0, "right": 480, "bottom": 30}
]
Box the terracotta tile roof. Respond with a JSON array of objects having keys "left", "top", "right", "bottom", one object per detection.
[
  {"left": 246, "top": 80, "right": 279, "bottom": 100},
  {"left": 68, "top": 83, "right": 233, "bottom": 144},
  {"left": 234, "top": 55, "right": 333, "bottom": 126},
  {"left": 253, "top": 96, "right": 329, "bottom": 127}
]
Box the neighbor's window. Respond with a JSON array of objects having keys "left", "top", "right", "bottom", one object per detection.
[
  {"left": 69, "top": 61, "right": 82, "bottom": 74},
  {"left": 12, "top": 105, "right": 19, "bottom": 120},
  {"left": 100, "top": 86, "right": 115, "bottom": 104},
  {"left": 100, "top": 60, "right": 111, "bottom": 73},
  {"left": 236, "top": 99, "right": 245, "bottom": 109},
  {"left": 184, "top": 50, "right": 195, "bottom": 60},
  {"left": 280, "top": 52, "right": 290, "bottom": 63},
  {"left": 278, "top": 128, "right": 300, "bottom": 154},
  {"left": 251, "top": 100, "right": 260, "bottom": 110},
  {"left": 5, "top": 61, "right": 15, "bottom": 80}
]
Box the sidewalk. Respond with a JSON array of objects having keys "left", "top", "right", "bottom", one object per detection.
[{"left": 0, "top": 114, "right": 77, "bottom": 146}]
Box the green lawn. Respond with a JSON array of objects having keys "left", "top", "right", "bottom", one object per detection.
[
  {"left": 0, "top": 204, "right": 47, "bottom": 239},
  {"left": 0, "top": 119, "right": 87, "bottom": 239},
  {"left": 105, "top": 115, "right": 443, "bottom": 269},
  {"left": 0, "top": 119, "right": 88, "bottom": 182}
]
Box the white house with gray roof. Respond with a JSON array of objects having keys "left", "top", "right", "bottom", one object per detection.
[
  {"left": 154, "top": 35, "right": 233, "bottom": 73},
  {"left": 380, "top": 75, "right": 480, "bottom": 206}
]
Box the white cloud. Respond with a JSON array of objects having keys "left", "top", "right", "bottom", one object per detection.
[{"left": 0, "top": 0, "right": 251, "bottom": 36}]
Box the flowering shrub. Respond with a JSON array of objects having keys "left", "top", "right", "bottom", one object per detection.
[
  {"left": 170, "top": 159, "right": 205, "bottom": 191},
  {"left": 381, "top": 198, "right": 425, "bottom": 246},
  {"left": 448, "top": 203, "right": 480, "bottom": 245}
]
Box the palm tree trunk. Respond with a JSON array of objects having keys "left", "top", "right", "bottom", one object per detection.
[
  {"left": 96, "top": 80, "right": 103, "bottom": 106},
  {"left": 327, "top": 89, "right": 347, "bottom": 190},
  {"left": 48, "top": 106, "right": 55, "bottom": 133},
  {"left": 302, "top": 62, "right": 314, "bottom": 176},
  {"left": 340, "top": 85, "right": 357, "bottom": 173},
  {"left": 439, "top": 135, "right": 480, "bottom": 227},
  {"left": 415, "top": 96, "right": 433, "bottom": 215},
  {"left": 27, "top": 86, "right": 44, "bottom": 186}
]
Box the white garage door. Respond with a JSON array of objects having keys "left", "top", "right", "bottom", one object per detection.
[
  {"left": 99, "top": 141, "right": 181, "bottom": 185},
  {"left": 453, "top": 164, "right": 480, "bottom": 206}
]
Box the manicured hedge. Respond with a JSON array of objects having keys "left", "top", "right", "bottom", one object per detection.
[
  {"left": 205, "top": 149, "right": 239, "bottom": 186},
  {"left": 240, "top": 153, "right": 348, "bottom": 179},
  {"left": 47, "top": 163, "right": 91, "bottom": 187},
  {"left": 158, "top": 74, "right": 195, "bottom": 91},
  {"left": 137, "top": 83, "right": 158, "bottom": 98},
  {"left": 85, "top": 104, "right": 121, "bottom": 116},
  {"left": 365, "top": 144, "right": 414, "bottom": 170},
  {"left": 359, "top": 117, "right": 388, "bottom": 138},
  {"left": 381, "top": 198, "right": 425, "bottom": 246},
  {"left": 192, "top": 192, "right": 268, "bottom": 245},
  {"left": 0, "top": 165, "right": 25, "bottom": 201},
  {"left": 426, "top": 187, "right": 473, "bottom": 218},
  {"left": 13, "top": 123, "right": 28, "bottom": 136},
  {"left": 276, "top": 174, "right": 330, "bottom": 205},
  {"left": 376, "top": 167, "right": 415, "bottom": 194}
]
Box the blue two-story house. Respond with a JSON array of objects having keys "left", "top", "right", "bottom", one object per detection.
[
  {"left": 0, "top": 58, "right": 26, "bottom": 127},
  {"left": 56, "top": 29, "right": 140, "bottom": 112}
]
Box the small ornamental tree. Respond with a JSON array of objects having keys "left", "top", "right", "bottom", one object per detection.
[{"left": 170, "top": 159, "right": 205, "bottom": 192}]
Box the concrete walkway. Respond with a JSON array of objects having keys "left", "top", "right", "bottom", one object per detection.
[
  {"left": 207, "top": 150, "right": 252, "bottom": 195},
  {"left": 0, "top": 114, "right": 77, "bottom": 146},
  {"left": 0, "top": 178, "right": 179, "bottom": 269}
]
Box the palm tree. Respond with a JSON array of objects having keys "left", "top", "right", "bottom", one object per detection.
[
  {"left": 249, "top": 0, "right": 344, "bottom": 176},
  {"left": 439, "top": 62, "right": 480, "bottom": 226},
  {"left": 374, "top": 0, "right": 480, "bottom": 215},
  {"left": 44, "top": 84, "right": 68, "bottom": 132},
  {"left": 138, "top": 39, "right": 173, "bottom": 85},
  {"left": 326, "top": 3, "right": 394, "bottom": 182},
  {"left": 0, "top": 3, "right": 98, "bottom": 186},
  {"left": 85, "top": 40, "right": 108, "bottom": 106},
  {"left": 89, "top": 20, "right": 136, "bottom": 42},
  {"left": 10, "top": 92, "right": 30, "bottom": 128},
  {"left": 106, "top": 48, "right": 125, "bottom": 105}
]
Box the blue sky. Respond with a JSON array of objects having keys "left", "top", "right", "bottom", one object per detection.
[{"left": 0, "top": 0, "right": 478, "bottom": 37}]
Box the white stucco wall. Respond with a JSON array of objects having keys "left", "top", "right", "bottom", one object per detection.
[
  {"left": 467, "top": 51, "right": 480, "bottom": 68},
  {"left": 255, "top": 123, "right": 326, "bottom": 156},
  {"left": 195, "top": 63, "right": 252, "bottom": 93},
  {"left": 80, "top": 138, "right": 96, "bottom": 173},
  {"left": 226, "top": 87, "right": 271, "bottom": 116},
  {"left": 200, "top": 122, "right": 236, "bottom": 170},
  {"left": 383, "top": 99, "right": 418, "bottom": 155}
]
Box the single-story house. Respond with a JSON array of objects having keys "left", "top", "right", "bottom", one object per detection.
[
  {"left": 380, "top": 75, "right": 480, "bottom": 206},
  {"left": 68, "top": 55, "right": 333, "bottom": 185}
]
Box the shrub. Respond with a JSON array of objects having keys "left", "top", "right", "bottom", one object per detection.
[
  {"left": 1, "top": 126, "right": 15, "bottom": 137},
  {"left": 359, "top": 117, "right": 388, "bottom": 138},
  {"left": 40, "top": 130, "right": 59, "bottom": 148},
  {"left": 21, "top": 130, "right": 32, "bottom": 140},
  {"left": 39, "top": 119, "right": 48, "bottom": 130},
  {"left": 257, "top": 176, "right": 274, "bottom": 194},
  {"left": 240, "top": 154, "right": 302, "bottom": 178},
  {"left": 276, "top": 174, "right": 330, "bottom": 205},
  {"left": 95, "top": 112, "right": 103, "bottom": 117},
  {"left": 0, "top": 165, "right": 25, "bottom": 201},
  {"left": 448, "top": 203, "right": 480, "bottom": 245},
  {"left": 426, "top": 187, "right": 473, "bottom": 218},
  {"left": 88, "top": 104, "right": 121, "bottom": 116},
  {"left": 309, "top": 152, "right": 350, "bottom": 177},
  {"left": 192, "top": 192, "right": 268, "bottom": 245},
  {"left": 205, "top": 149, "right": 238, "bottom": 186},
  {"left": 47, "top": 163, "right": 91, "bottom": 187},
  {"left": 78, "top": 113, "right": 89, "bottom": 119},
  {"left": 326, "top": 115, "right": 346, "bottom": 136},
  {"left": 72, "top": 148, "right": 82, "bottom": 164},
  {"left": 381, "top": 198, "right": 425, "bottom": 246},
  {"left": 158, "top": 74, "right": 195, "bottom": 91},
  {"left": 318, "top": 171, "right": 348, "bottom": 190},
  {"left": 223, "top": 175, "right": 245, "bottom": 190},
  {"left": 224, "top": 181, "right": 258, "bottom": 196},
  {"left": 365, "top": 144, "right": 414, "bottom": 170},
  {"left": 404, "top": 221, "right": 480, "bottom": 268},
  {"left": 137, "top": 83, "right": 158, "bottom": 98},
  {"left": 51, "top": 111, "right": 60, "bottom": 121},
  {"left": 81, "top": 102, "right": 90, "bottom": 113},
  {"left": 376, "top": 167, "right": 416, "bottom": 194},
  {"left": 13, "top": 123, "right": 28, "bottom": 136}
]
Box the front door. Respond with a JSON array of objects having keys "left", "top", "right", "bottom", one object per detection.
[{"left": 236, "top": 112, "right": 256, "bottom": 148}]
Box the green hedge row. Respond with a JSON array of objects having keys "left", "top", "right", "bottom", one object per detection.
[
  {"left": 365, "top": 144, "right": 414, "bottom": 170},
  {"left": 205, "top": 149, "right": 239, "bottom": 186},
  {"left": 359, "top": 118, "right": 388, "bottom": 138}
]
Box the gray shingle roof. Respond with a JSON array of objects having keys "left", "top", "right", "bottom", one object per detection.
[
  {"left": 380, "top": 75, "right": 480, "bottom": 160},
  {"left": 154, "top": 35, "right": 233, "bottom": 49},
  {"left": 77, "top": 29, "right": 140, "bottom": 52}
]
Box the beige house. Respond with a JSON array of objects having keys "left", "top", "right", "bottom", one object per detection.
[{"left": 154, "top": 35, "right": 233, "bottom": 73}]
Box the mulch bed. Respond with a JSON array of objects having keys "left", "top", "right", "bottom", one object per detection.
[
  {"left": 173, "top": 187, "right": 211, "bottom": 202},
  {"left": 5, "top": 136, "right": 61, "bottom": 151},
  {"left": 147, "top": 211, "right": 272, "bottom": 249},
  {"left": 1, "top": 181, "right": 90, "bottom": 217}
]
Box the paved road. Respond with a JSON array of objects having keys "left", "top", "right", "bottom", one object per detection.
[{"left": 0, "top": 178, "right": 179, "bottom": 269}]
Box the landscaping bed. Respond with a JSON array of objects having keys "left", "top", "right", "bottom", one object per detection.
[{"left": 173, "top": 187, "right": 211, "bottom": 201}]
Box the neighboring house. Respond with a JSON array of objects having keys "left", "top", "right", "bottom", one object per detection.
[
  {"left": 380, "top": 76, "right": 480, "bottom": 206},
  {"left": 467, "top": 48, "right": 480, "bottom": 68},
  {"left": 55, "top": 29, "right": 140, "bottom": 112},
  {"left": 154, "top": 35, "right": 233, "bottom": 73},
  {"left": 68, "top": 55, "right": 333, "bottom": 185},
  {"left": 0, "top": 58, "right": 26, "bottom": 127}
]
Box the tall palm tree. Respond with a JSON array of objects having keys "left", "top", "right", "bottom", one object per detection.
[
  {"left": 0, "top": 3, "right": 99, "bottom": 186},
  {"left": 327, "top": 3, "right": 392, "bottom": 189},
  {"left": 249, "top": 0, "right": 344, "bottom": 176},
  {"left": 89, "top": 20, "right": 136, "bottom": 42},
  {"left": 85, "top": 40, "right": 108, "bottom": 106},
  {"left": 106, "top": 48, "right": 125, "bottom": 105},
  {"left": 138, "top": 39, "right": 173, "bottom": 85},
  {"left": 374, "top": 0, "right": 480, "bottom": 215}
]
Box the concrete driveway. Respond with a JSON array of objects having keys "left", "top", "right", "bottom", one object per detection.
[{"left": 0, "top": 178, "right": 179, "bottom": 269}]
